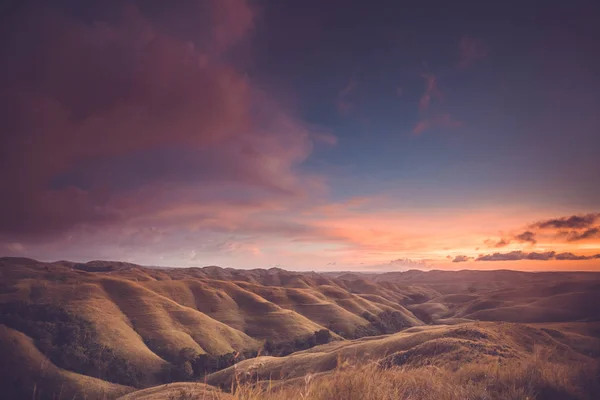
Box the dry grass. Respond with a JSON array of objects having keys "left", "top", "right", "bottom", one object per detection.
[
  {"left": 204, "top": 321, "right": 594, "bottom": 388},
  {"left": 228, "top": 351, "right": 599, "bottom": 400},
  {"left": 136, "top": 349, "right": 600, "bottom": 400},
  {"left": 119, "top": 382, "right": 232, "bottom": 400}
]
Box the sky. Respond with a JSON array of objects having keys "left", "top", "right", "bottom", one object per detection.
[{"left": 1, "top": 0, "right": 599, "bottom": 271}]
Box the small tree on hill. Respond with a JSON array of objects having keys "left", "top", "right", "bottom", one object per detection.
[
  {"left": 171, "top": 347, "right": 198, "bottom": 380},
  {"left": 315, "top": 329, "right": 332, "bottom": 345}
]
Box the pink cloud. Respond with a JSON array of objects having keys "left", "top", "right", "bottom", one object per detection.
[
  {"left": 413, "top": 113, "right": 463, "bottom": 135},
  {"left": 457, "top": 36, "right": 488, "bottom": 70},
  {"left": 206, "top": 0, "right": 255, "bottom": 53},
  {"left": 336, "top": 80, "right": 357, "bottom": 115},
  {"left": 418, "top": 73, "right": 442, "bottom": 111},
  {"left": 309, "top": 131, "right": 338, "bottom": 146},
  {"left": 0, "top": 1, "right": 328, "bottom": 241}
]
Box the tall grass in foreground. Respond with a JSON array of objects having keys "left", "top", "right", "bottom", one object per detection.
[{"left": 172, "top": 352, "right": 599, "bottom": 400}]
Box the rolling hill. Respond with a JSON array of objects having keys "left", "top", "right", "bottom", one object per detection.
[{"left": 1, "top": 257, "right": 599, "bottom": 399}]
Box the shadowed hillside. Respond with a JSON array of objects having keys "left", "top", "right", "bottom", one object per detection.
[{"left": 0, "top": 325, "right": 132, "bottom": 400}]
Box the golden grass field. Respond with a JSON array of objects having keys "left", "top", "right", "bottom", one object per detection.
[{"left": 1, "top": 257, "right": 599, "bottom": 399}]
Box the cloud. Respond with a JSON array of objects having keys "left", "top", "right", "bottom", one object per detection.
[
  {"left": 418, "top": 73, "right": 442, "bottom": 111},
  {"left": 452, "top": 255, "right": 471, "bottom": 263},
  {"left": 4, "top": 242, "right": 26, "bottom": 253},
  {"left": 484, "top": 238, "right": 510, "bottom": 248},
  {"left": 364, "top": 258, "right": 431, "bottom": 271},
  {"left": 555, "top": 252, "right": 590, "bottom": 261},
  {"left": 457, "top": 36, "right": 487, "bottom": 70},
  {"left": 476, "top": 250, "right": 599, "bottom": 261},
  {"left": 476, "top": 251, "right": 555, "bottom": 261},
  {"left": 336, "top": 80, "right": 357, "bottom": 115},
  {"left": 413, "top": 72, "right": 464, "bottom": 135},
  {"left": 0, "top": 1, "right": 329, "bottom": 241},
  {"left": 480, "top": 213, "right": 600, "bottom": 257},
  {"left": 531, "top": 213, "right": 599, "bottom": 230},
  {"left": 310, "top": 131, "right": 338, "bottom": 145},
  {"left": 413, "top": 113, "right": 462, "bottom": 135},
  {"left": 496, "top": 239, "right": 510, "bottom": 247},
  {"left": 514, "top": 231, "right": 537, "bottom": 244},
  {"left": 566, "top": 227, "right": 600, "bottom": 241}
]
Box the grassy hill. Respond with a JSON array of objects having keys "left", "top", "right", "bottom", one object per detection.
[
  {"left": 0, "top": 324, "right": 133, "bottom": 400},
  {"left": 202, "top": 322, "right": 600, "bottom": 386},
  {"left": 1, "top": 257, "right": 599, "bottom": 399},
  {"left": 121, "top": 322, "right": 600, "bottom": 400}
]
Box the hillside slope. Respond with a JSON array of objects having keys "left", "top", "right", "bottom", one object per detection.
[
  {"left": 0, "top": 257, "right": 430, "bottom": 392},
  {"left": 0, "top": 324, "right": 134, "bottom": 400},
  {"left": 203, "top": 321, "right": 600, "bottom": 387},
  {"left": 2, "top": 257, "right": 600, "bottom": 399},
  {"left": 120, "top": 321, "right": 600, "bottom": 400}
]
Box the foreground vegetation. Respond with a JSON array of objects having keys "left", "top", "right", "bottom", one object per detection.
[{"left": 165, "top": 351, "right": 600, "bottom": 400}]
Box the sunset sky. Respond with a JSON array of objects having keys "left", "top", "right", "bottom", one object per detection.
[{"left": 1, "top": 0, "right": 599, "bottom": 271}]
